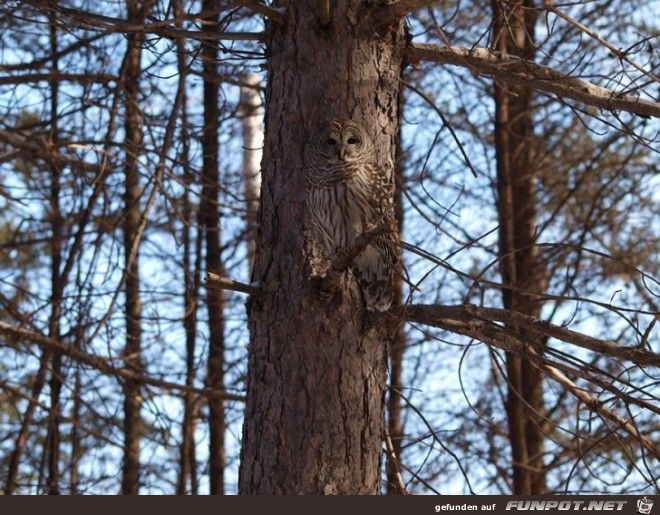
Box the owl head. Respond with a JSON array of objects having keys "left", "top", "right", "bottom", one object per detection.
[{"left": 312, "top": 119, "right": 374, "bottom": 165}]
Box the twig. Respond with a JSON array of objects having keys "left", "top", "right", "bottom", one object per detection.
[
  {"left": 206, "top": 272, "right": 261, "bottom": 295},
  {"left": 0, "top": 321, "right": 244, "bottom": 401},
  {"left": 230, "top": 0, "right": 284, "bottom": 23},
  {"left": 402, "top": 80, "right": 478, "bottom": 178},
  {"left": 541, "top": 363, "right": 659, "bottom": 460},
  {"left": 391, "top": 304, "right": 660, "bottom": 368},
  {"left": 20, "top": 0, "right": 264, "bottom": 41},
  {"left": 382, "top": 303, "right": 660, "bottom": 459},
  {"left": 382, "top": 416, "right": 409, "bottom": 495},
  {"left": 374, "top": 0, "right": 430, "bottom": 28},
  {"left": 543, "top": 1, "right": 659, "bottom": 86},
  {"left": 329, "top": 222, "right": 392, "bottom": 272}
]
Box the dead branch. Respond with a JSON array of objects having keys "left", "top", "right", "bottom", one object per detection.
[
  {"left": 543, "top": 2, "right": 659, "bottom": 87},
  {"left": 374, "top": 0, "right": 431, "bottom": 28},
  {"left": 386, "top": 304, "right": 660, "bottom": 460},
  {"left": 206, "top": 272, "right": 260, "bottom": 295},
  {"left": 330, "top": 222, "right": 393, "bottom": 272},
  {"left": 19, "top": 0, "right": 264, "bottom": 41},
  {"left": 229, "top": 0, "right": 284, "bottom": 23},
  {"left": 0, "top": 73, "right": 117, "bottom": 85},
  {"left": 407, "top": 43, "right": 660, "bottom": 118},
  {"left": 392, "top": 304, "right": 660, "bottom": 367},
  {"left": 0, "top": 321, "right": 244, "bottom": 402}
]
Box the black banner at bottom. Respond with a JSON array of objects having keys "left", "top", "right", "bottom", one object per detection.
[{"left": 0, "top": 493, "right": 655, "bottom": 515}]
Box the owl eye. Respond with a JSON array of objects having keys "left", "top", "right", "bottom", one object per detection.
[
  {"left": 326, "top": 138, "right": 337, "bottom": 145},
  {"left": 347, "top": 137, "right": 360, "bottom": 144}
]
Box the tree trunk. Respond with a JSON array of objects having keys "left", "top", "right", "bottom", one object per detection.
[
  {"left": 120, "top": 0, "right": 145, "bottom": 495},
  {"left": 239, "top": 0, "right": 406, "bottom": 495},
  {"left": 491, "top": 0, "right": 546, "bottom": 495},
  {"left": 69, "top": 357, "right": 82, "bottom": 494},
  {"left": 45, "top": 12, "right": 64, "bottom": 495},
  {"left": 172, "top": 0, "right": 199, "bottom": 494},
  {"left": 201, "top": 0, "right": 226, "bottom": 495},
  {"left": 240, "top": 73, "right": 263, "bottom": 273},
  {"left": 386, "top": 116, "right": 406, "bottom": 495}
]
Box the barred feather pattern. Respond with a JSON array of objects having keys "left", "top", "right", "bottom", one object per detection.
[{"left": 306, "top": 119, "right": 398, "bottom": 311}]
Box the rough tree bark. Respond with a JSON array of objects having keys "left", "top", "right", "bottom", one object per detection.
[
  {"left": 491, "top": 0, "right": 547, "bottom": 494},
  {"left": 120, "top": 0, "right": 145, "bottom": 495},
  {"left": 238, "top": 0, "right": 407, "bottom": 495}
]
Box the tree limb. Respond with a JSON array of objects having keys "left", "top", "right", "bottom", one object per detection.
[
  {"left": 407, "top": 43, "right": 660, "bottom": 118},
  {"left": 230, "top": 0, "right": 284, "bottom": 23},
  {"left": 0, "top": 321, "right": 244, "bottom": 401},
  {"left": 392, "top": 304, "right": 660, "bottom": 367},
  {"left": 543, "top": 1, "right": 659, "bottom": 87},
  {"left": 375, "top": 0, "right": 431, "bottom": 27},
  {"left": 386, "top": 303, "right": 660, "bottom": 459},
  {"left": 329, "top": 222, "right": 393, "bottom": 272},
  {"left": 19, "top": 0, "right": 263, "bottom": 41},
  {"left": 206, "top": 272, "right": 261, "bottom": 295},
  {"left": 0, "top": 73, "right": 117, "bottom": 85}
]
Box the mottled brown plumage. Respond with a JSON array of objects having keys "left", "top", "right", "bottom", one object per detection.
[{"left": 306, "top": 119, "right": 398, "bottom": 311}]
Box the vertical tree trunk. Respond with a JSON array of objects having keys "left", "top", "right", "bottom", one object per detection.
[
  {"left": 386, "top": 295, "right": 406, "bottom": 494},
  {"left": 174, "top": 4, "right": 199, "bottom": 493},
  {"left": 239, "top": 0, "right": 406, "bottom": 495},
  {"left": 200, "top": 0, "right": 226, "bottom": 495},
  {"left": 491, "top": 0, "right": 546, "bottom": 494},
  {"left": 240, "top": 73, "right": 263, "bottom": 273},
  {"left": 121, "top": 0, "right": 145, "bottom": 495},
  {"left": 5, "top": 357, "right": 50, "bottom": 493},
  {"left": 45, "top": 12, "right": 64, "bottom": 495},
  {"left": 69, "top": 358, "right": 82, "bottom": 494},
  {"left": 4, "top": 16, "right": 65, "bottom": 495},
  {"left": 386, "top": 115, "right": 406, "bottom": 495}
]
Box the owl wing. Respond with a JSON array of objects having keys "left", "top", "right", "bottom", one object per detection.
[{"left": 352, "top": 161, "right": 399, "bottom": 311}]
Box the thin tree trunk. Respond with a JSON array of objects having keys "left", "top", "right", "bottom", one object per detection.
[
  {"left": 4, "top": 361, "right": 49, "bottom": 494},
  {"left": 386, "top": 112, "right": 406, "bottom": 495},
  {"left": 120, "top": 0, "right": 145, "bottom": 495},
  {"left": 173, "top": 0, "right": 199, "bottom": 495},
  {"left": 69, "top": 361, "right": 82, "bottom": 494},
  {"left": 239, "top": 0, "right": 406, "bottom": 495},
  {"left": 239, "top": 73, "right": 263, "bottom": 273},
  {"left": 46, "top": 13, "right": 64, "bottom": 495},
  {"left": 491, "top": 0, "right": 546, "bottom": 494},
  {"left": 4, "top": 17, "right": 65, "bottom": 494},
  {"left": 201, "top": 0, "right": 226, "bottom": 495}
]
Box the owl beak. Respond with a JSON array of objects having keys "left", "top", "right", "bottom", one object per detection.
[{"left": 338, "top": 147, "right": 346, "bottom": 161}]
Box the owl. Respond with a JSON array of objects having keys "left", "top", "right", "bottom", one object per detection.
[{"left": 306, "top": 119, "right": 398, "bottom": 311}]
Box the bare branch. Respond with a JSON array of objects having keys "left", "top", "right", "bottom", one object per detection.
[
  {"left": 541, "top": 364, "right": 659, "bottom": 461},
  {"left": 19, "top": 0, "right": 264, "bottom": 41},
  {"left": 206, "top": 272, "right": 261, "bottom": 295},
  {"left": 0, "top": 321, "right": 244, "bottom": 401},
  {"left": 0, "top": 73, "right": 117, "bottom": 85},
  {"left": 385, "top": 304, "right": 660, "bottom": 460},
  {"left": 382, "top": 414, "right": 409, "bottom": 495},
  {"left": 329, "top": 222, "right": 393, "bottom": 272},
  {"left": 375, "top": 0, "right": 431, "bottom": 27},
  {"left": 543, "top": 2, "right": 659, "bottom": 87},
  {"left": 391, "top": 304, "right": 660, "bottom": 367},
  {"left": 407, "top": 43, "right": 660, "bottom": 118},
  {"left": 229, "top": 0, "right": 284, "bottom": 23}
]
